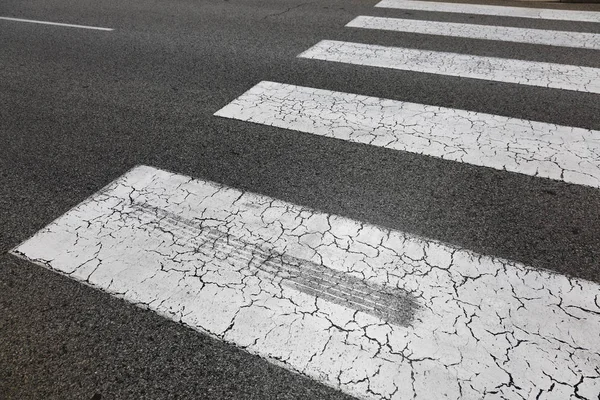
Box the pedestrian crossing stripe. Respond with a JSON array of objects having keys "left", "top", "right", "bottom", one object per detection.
[
  {"left": 376, "top": 0, "right": 600, "bottom": 23},
  {"left": 298, "top": 40, "right": 600, "bottom": 94},
  {"left": 12, "top": 166, "right": 600, "bottom": 400},
  {"left": 347, "top": 16, "right": 600, "bottom": 50},
  {"left": 215, "top": 81, "right": 600, "bottom": 189}
]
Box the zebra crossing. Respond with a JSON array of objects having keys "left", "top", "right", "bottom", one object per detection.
[
  {"left": 215, "top": 81, "right": 600, "bottom": 188},
  {"left": 12, "top": 1, "right": 600, "bottom": 399},
  {"left": 375, "top": 0, "right": 600, "bottom": 22},
  {"left": 346, "top": 16, "right": 600, "bottom": 50},
  {"left": 299, "top": 41, "right": 600, "bottom": 93}
]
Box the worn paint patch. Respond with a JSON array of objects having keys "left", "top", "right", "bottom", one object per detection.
[
  {"left": 375, "top": 0, "right": 600, "bottom": 23},
  {"left": 298, "top": 40, "right": 600, "bottom": 94},
  {"left": 12, "top": 166, "right": 600, "bottom": 399},
  {"left": 215, "top": 81, "right": 600, "bottom": 189},
  {"left": 347, "top": 16, "right": 600, "bottom": 50}
]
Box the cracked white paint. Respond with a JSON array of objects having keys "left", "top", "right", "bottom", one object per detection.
[
  {"left": 12, "top": 166, "right": 600, "bottom": 400},
  {"left": 376, "top": 0, "right": 600, "bottom": 23},
  {"left": 347, "top": 16, "right": 600, "bottom": 50},
  {"left": 298, "top": 40, "right": 600, "bottom": 94},
  {"left": 215, "top": 81, "right": 600, "bottom": 188}
]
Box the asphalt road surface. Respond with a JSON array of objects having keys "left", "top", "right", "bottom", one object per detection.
[{"left": 1, "top": 0, "right": 600, "bottom": 398}]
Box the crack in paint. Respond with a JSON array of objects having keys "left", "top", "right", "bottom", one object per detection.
[
  {"left": 131, "top": 201, "right": 419, "bottom": 326},
  {"left": 11, "top": 166, "right": 600, "bottom": 399},
  {"left": 347, "top": 16, "right": 600, "bottom": 50},
  {"left": 215, "top": 81, "right": 600, "bottom": 189},
  {"left": 298, "top": 41, "right": 600, "bottom": 94}
]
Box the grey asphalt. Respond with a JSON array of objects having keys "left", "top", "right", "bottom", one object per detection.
[{"left": 1, "top": 0, "right": 600, "bottom": 398}]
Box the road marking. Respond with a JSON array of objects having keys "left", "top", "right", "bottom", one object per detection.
[
  {"left": 298, "top": 40, "right": 600, "bottom": 94},
  {"left": 347, "top": 16, "right": 600, "bottom": 50},
  {"left": 13, "top": 166, "right": 600, "bottom": 400},
  {"left": 375, "top": 0, "right": 600, "bottom": 23},
  {"left": 0, "top": 16, "right": 113, "bottom": 31},
  {"left": 215, "top": 81, "right": 600, "bottom": 188}
]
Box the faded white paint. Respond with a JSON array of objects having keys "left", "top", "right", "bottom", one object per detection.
[
  {"left": 215, "top": 81, "right": 600, "bottom": 188},
  {"left": 347, "top": 16, "right": 600, "bottom": 50},
  {"left": 376, "top": 0, "right": 600, "bottom": 23},
  {"left": 13, "top": 166, "right": 600, "bottom": 400},
  {"left": 0, "top": 16, "right": 113, "bottom": 31},
  {"left": 298, "top": 40, "right": 600, "bottom": 94}
]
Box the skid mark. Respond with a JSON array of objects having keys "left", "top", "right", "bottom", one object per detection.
[{"left": 133, "top": 202, "right": 418, "bottom": 327}]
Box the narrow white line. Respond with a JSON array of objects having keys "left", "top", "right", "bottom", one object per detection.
[
  {"left": 298, "top": 40, "right": 600, "bottom": 94},
  {"left": 215, "top": 81, "right": 600, "bottom": 188},
  {"left": 12, "top": 166, "right": 600, "bottom": 400},
  {"left": 375, "top": 0, "right": 600, "bottom": 23},
  {"left": 0, "top": 16, "right": 113, "bottom": 31},
  {"left": 347, "top": 16, "right": 600, "bottom": 50}
]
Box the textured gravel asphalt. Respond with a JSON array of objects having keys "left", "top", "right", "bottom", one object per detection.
[{"left": 1, "top": 0, "right": 600, "bottom": 398}]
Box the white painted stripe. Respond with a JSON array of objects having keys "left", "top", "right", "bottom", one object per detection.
[
  {"left": 376, "top": 0, "right": 600, "bottom": 23},
  {"left": 298, "top": 40, "right": 600, "bottom": 94},
  {"left": 13, "top": 166, "right": 600, "bottom": 400},
  {"left": 0, "top": 16, "right": 113, "bottom": 31},
  {"left": 347, "top": 16, "right": 600, "bottom": 50},
  {"left": 215, "top": 81, "right": 600, "bottom": 189}
]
